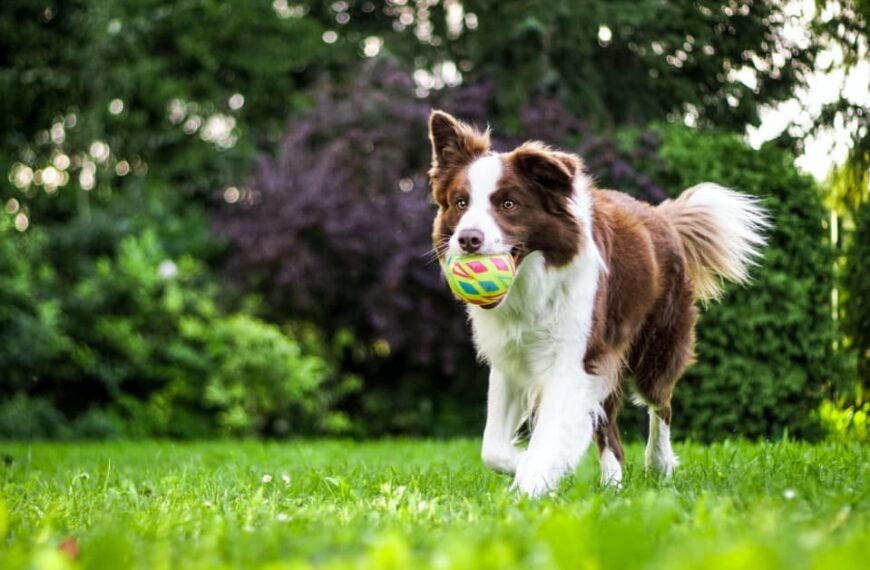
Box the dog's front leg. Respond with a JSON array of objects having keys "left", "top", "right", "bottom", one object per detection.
[
  {"left": 480, "top": 368, "right": 522, "bottom": 474},
  {"left": 513, "top": 366, "right": 597, "bottom": 497}
]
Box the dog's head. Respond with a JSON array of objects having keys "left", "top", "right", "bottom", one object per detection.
[{"left": 428, "top": 110, "right": 586, "bottom": 268}]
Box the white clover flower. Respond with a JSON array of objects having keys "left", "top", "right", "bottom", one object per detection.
[{"left": 261, "top": 474, "right": 272, "bottom": 484}]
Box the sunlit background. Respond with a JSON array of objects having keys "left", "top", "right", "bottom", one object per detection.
[{"left": 0, "top": 0, "right": 867, "bottom": 441}]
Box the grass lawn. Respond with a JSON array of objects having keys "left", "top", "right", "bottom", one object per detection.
[{"left": 0, "top": 439, "right": 867, "bottom": 569}]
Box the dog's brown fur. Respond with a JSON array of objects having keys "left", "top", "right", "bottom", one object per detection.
[{"left": 584, "top": 190, "right": 699, "bottom": 463}]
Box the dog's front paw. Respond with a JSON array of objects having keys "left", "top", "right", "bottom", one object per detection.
[
  {"left": 481, "top": 446, "right": 520, "bottom": 475},
  {"left": 511, "top": 453, "right": 561, "bottom": 498}
]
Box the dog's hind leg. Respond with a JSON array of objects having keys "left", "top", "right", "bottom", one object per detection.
[
  {"left": 644, "top": 403, "right": 678, "bottom": 477},
  {"left": 630, "top": 290, "right": 697, "bottom": 478}
]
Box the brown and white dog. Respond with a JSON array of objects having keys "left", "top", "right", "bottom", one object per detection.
[{"left": 428, "top": 111, "right": 768, "bottom": 497}]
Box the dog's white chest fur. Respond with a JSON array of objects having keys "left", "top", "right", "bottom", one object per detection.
[{"left": 468, "top": 247, "right": 601, "bottom": 393}]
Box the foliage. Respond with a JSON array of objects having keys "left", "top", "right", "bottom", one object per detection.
[
  {"left": 0, "top": 216, "right": 68, "bottom": 389},
  {"left": 1, "top": 0, "right": 865, "bottom": 440},
  {"left": 0, "top": 395, "right": 67, "bottom": 440},
  {"left": 0, "top": 440, "right": 867, "bottom": 569},
  {"left": 646, "top": 125, "right": 845, "bottom": 441},
  {"left": 2, "top": 0, "right": 833, "bottom": 226},
  {"left": 0, "top": 0, "right": 340, "bottom": 215},
  {"left": 811, "top": 1, "right": 869, "bottom": 440},
  {"left": 0, "top": 223, "right": 351, "bottom": 439},
  {"left": 811, "top": 0, "right": 869, "bottom": 214},
  {"left": 179, "top": 314, "right": 354, "bottom": 437},
  {"left": 843, "top": 199, "right": 870, "bottom": 386},
  {"left": 819, "top": 399, "right": 869, "bottom": 442},
  {"left": 0, "top": 0, "right": 364, "bottom": 439},
  {"left": 217, "top": 61, "right": 479, "bottom": 435},
  {"left": 325, "top": 0, "right": 818, "bottom": 132}
]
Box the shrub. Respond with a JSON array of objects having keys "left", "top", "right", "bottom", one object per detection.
[
  {"left": 0, "top": 394, "right": 67, "bottom": 440},
  {"left": 82, "top": 231, "right": 355, "bottom": 438},
  {"left": 0, "top": 224, "right": 352, "bottom": 439},
  {"left": 645, "top": 125, "right": 845, "bottom": 440},
  {"left": 179, "top": 314, "right": 353, "bottom": 436},
  {"left": 819, "top": 400, "right": 868, "bottom": 443},
  {"left": 0, "top": 216, "right": 70, "bottom": 393}
]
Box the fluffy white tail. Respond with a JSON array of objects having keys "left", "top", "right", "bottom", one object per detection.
[{"left": 658, "top": 183, "right": 770, "bottom": 301}]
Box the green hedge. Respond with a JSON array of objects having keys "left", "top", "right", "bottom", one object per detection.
[
  {"left": 645, "top": 126, "right": 845, "bottom": 440},
  {"left": 0, "top": 221, "right": 355, "bottom": 439}
]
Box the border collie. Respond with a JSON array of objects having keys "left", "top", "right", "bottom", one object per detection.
[{"left": 428, "top": 111, "right": 768, "bottom": 497}]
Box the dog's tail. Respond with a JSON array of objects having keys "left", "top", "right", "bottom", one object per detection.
[{"left": 658, "top": 183, "right": 770, "bottom": 301}]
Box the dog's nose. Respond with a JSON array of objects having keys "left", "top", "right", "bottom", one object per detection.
[{"left": 458, "top": 229, "right": 484, "bottom": 253}]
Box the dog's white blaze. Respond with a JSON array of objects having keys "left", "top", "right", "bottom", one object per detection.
[
  {"left": 449, "top": 154, "right": 508, "bottom": 256},
  {"left": 645, "top": 411, "right": 678, "bottom": 477},
  {"left": 599, "top": 448, "right": 623, "bottom": 487}
]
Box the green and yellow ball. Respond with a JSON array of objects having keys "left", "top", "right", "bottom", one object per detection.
[{"left": 444, "top": 253, "right": 516, "bottom": 308}]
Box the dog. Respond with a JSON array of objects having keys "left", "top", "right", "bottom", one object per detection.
[{"left": 427, "top": 110, "right": 769, "bottom": 497}]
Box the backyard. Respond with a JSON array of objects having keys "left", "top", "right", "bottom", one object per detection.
[
  {"left": 2, "top": 1, "right": 869, "bottom": 568},
  {"left": 1, "top": 439, "right": 867, "bottom": 569}
]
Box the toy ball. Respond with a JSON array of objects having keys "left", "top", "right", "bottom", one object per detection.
[{"left": 445, "top": 253, "right": 516, "bottom": 308}]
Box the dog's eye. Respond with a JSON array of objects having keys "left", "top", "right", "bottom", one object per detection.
[
  {"left": 456, "top": 198, "right": 468, "bottom": 210},
  {"left": 502, "top": 198, "right": 517, "bottom": 210}
]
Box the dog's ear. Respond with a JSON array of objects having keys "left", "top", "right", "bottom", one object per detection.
[
  {"left": 511, "top": 142, "right": 580, "bottom": 194},
  {"left": 428, "top": 110, "right": 490, "bottom": 176}
]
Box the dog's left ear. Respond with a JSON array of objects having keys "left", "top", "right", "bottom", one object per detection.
[{"left": 512, "top": 142, "right": 580, "bottom": 194}]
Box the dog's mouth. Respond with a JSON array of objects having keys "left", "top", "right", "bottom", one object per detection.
[{"left": 510, "top": 244, "right": 526, "bottom": 267}]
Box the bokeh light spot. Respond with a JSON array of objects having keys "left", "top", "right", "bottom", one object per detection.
[
  {"left": 229, "top": 93, "right": 245, "bottom": 110},
  {"left": 224, "top": 186, "right": 241, "bottom": 203},
  {"left": 79, "top": 161, "right": 97, "bottom": 190},
  {"left": 109, "top": 99, "right": 125, "bottom": 115},
  {"left": 11, "top": 163, "right": 33, "bottom": 188},
  {"left": 14, "top": 213, "right": 29, "bottom": 232},
  {"left": 363, "top": 36, "right": 383, "bottom": 58},
  {"left": 53, "top": 153, "right": 70, "bottom": 170},
  {"left": 89, "top": 141, "right": 111, "bottom": 163}
]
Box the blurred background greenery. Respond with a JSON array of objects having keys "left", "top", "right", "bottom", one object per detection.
[{"left": 0, "top": 0, "right": 867, "bottom": 442}]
